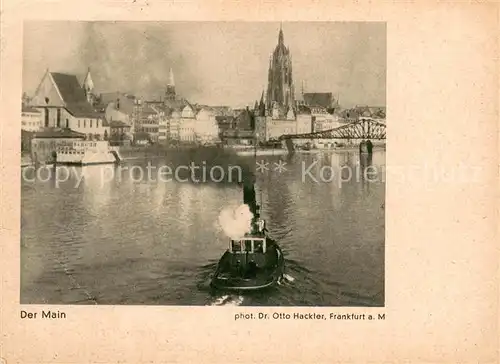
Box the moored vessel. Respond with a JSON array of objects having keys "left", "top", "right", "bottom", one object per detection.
[{"left": 56, "top": 140, "right": 122, "bottom": 165}]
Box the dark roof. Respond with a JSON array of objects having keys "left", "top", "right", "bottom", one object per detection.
[
  {"left": 145, "top": 101, "right": 164, "bottom": 107},
  {"left": 142, "top": 105, "right": 158, "bottom": 115},
  {"left": 297, "top": 105, "right": 311, "bottom": 114},
  {"left": 22, "top": 105, "right": 40, "bottom": 113},
  {"left": 34, "top": 127, "right": 86, "bottom": 139},
  {"left": 21, "top": 129, "right": 35, "bottom": 136},
  {"left": 66, "top": 102, "right": 101, "bottom": 118},
  {"left": 100, "top": 92, "right": 121, "bottom": 104},
  {"left": 93, "top": 103, "right": 108, "bottom": 113},
  {"left": 50, "top": 72, "right": 99, "bottom": 118},
  {"left": 109, "top": 120, "right": 131, "bottom": 128},
  {"left": 339, "top": 106, "right": 386, "bottom": 119},
  {"left": 215, "top": 115, "right": 235, "bottom": 122},
  {"left": 51, "top": 73, "right": 87, "bottom": 104},
  {"left": 303, "top": 93, "right": 334, "bottom": 108},
  {"left": 234, "top": 109, "right": 253, "bottom": 130},
  {"left": 150, "top": 104, "right": 169, "bottom": 113},
  {"left": 210, "top": 106, "right": 232, "bottom": 116}
]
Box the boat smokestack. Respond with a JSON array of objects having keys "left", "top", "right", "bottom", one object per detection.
[{"left": 242, "top": 181, "right": 257, "bottom": 216}]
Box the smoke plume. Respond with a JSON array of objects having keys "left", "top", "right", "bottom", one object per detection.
[{"left": 217, "top": 204, "right": 254, "bottom": 240}]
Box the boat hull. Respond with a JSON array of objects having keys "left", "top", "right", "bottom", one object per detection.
[
  {"left": 56, "top": 160, "right": 118, "bottom": 166},
  {"left": 211, "top": 241, "right": 285, "bottom": 292}
]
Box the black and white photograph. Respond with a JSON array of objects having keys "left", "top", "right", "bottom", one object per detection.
[{"left": 20, "top": 21, "right": 386, "bottom": 306}]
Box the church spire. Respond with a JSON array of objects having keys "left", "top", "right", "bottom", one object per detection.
[
  {"left": 278, "top": 23, "right": 284, "bottom": 45},
  {"left": 83, "top": 67, "right": 95, "bottom": 105},
  {"left": 165, "top": 67, "right": 176, "bottom": 101},
  {"left": 83, "top": 67, "right": 94, "bottom": 92},
  {"left": 168, "top": 67, "right": 175, "bottom": 86},
  {"left": 266, "top": 22, "right": 294, "bottom": 115},
  {"left": 259, "top": 90, "right": 266, "bottom": 117}
]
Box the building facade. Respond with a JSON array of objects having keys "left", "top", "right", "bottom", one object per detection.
[
  {"left": 179, "top": 118, "right": 197, "bottom": 143},
  {"left": 136, "top": 104, "right": 160, "bottom": 142},
  {"left": 255, "top": 114, "right": 313, "bottom": 141},
  {"left": 195, "top": 108, "right": 220, "bottom": 144},
  {"left": 109, "top": 121, "right": 132, "bottom": 144}
]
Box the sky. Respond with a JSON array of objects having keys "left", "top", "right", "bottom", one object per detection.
[{"left": 23, "top": 21, "right": 386, "bottom": 109}]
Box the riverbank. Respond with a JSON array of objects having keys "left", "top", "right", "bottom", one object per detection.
[
  {"left": 296, "top": 145, "right": 386, "bottom": 154},
  {"left": 235, "top": 149, "right": 288, "bottom": 156},
  {"left": 21, "top": 144, "right": 386, "bottom": 168}
]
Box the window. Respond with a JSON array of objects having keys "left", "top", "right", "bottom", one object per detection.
[
  {"left": 56, "top": 108, "right": 61, "bottom": 127},
  {"left": 78, "top": 120, "right": 81, "bottom": 128},
  {"left": 244, "top": 240, "right": 252, "bottom": 252},
  {"left": 44, "top": 108, "right": 49, "bottom": 127},
  {"left": 254, "top": 240, "right": 264, "bottom": 253},
  {"left": 84, "top": 120, "right": 86, "bottom": 128},
  {"left": 231, "top": 240, "right": 242, "bottom": 253},
  {"left": 90, "top": 120, "right": 93, "bottom": 128},
  {"left": 96, "top": 120, "right": 99, "bottom": 128},
  {"left": 65, "top": 119, "right": 69, "bottom": 128}
]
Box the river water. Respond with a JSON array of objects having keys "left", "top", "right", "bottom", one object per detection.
[{"left": 21, "top": 149, "right": 385, "bottom": 306}]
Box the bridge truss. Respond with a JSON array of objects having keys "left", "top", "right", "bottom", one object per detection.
[{"left": 280, "top": 118, "right": 386, "bottom": 140}]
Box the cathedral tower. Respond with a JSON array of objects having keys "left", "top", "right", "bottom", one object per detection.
[{"left": 266, "top": 25, "right": 295, "bottom": 114}]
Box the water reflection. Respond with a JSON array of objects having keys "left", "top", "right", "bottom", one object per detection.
[{"left": 21, "top": 150, "right": 385, "bottom": 306}]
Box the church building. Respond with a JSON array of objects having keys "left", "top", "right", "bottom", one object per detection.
[
  {"left": 265, "top": 25, "right": 295, "bottom": 117},
  {"left": 254, "top": 25, "right": 313, "bottom": 142}
]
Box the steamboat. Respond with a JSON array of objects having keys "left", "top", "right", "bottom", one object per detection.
[
  {"left": 211, "top": 183, "right": 285, "bottom": 291},
  {"left": 55, "top": 140, "right": 122, "bottom": 165}
]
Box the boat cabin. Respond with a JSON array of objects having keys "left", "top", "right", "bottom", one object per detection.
[
  {"left": 56, "top": 140, "right": 110, "bottom": 155},
  {"left": 229, "top": 237, "right": 266, "bottom": 254},
  {"left": 228, "top": 237, "right": 268, "bottom": 273}
]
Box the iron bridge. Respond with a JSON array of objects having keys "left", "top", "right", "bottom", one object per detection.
[{"left": 280, "top": 117, "right": 386, "bottom": 140}]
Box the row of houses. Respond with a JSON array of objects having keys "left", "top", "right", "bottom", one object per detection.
[
  {"left": 21, "top": 68, "right": 241, "bottom": 147},
  {"left": 21, "top": 67, "right": 386, "bottom": 151}
]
